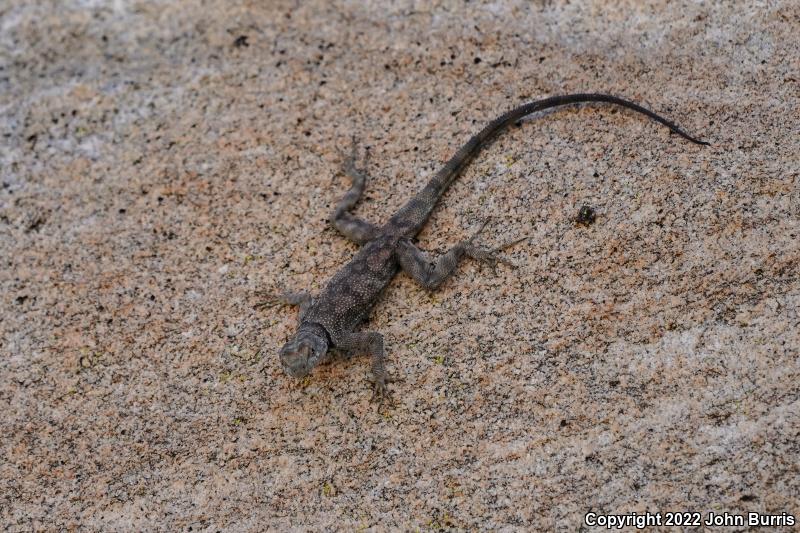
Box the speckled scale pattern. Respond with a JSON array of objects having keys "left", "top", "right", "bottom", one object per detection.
[{"left": 302, "top": 235, "right": 400, "bottom": 344}]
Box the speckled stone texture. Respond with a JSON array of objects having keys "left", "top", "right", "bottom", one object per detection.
[{"left": 2, "top": 1, "right": 798, "bottom": 530}]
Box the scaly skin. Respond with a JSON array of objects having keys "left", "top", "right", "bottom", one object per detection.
[{"left": 273, "top": 93, "right": 708, "bottom": 403}]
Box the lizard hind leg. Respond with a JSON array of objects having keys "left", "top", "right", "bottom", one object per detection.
[
  {"left": 397, "top": 220, "right": 524, "bottom": 290},
  {"left": 330, "top": 136, "right": 380, "bottom": 244}
]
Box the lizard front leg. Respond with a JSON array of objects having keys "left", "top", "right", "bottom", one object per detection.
[
  {"left": 330, "top": 138, "right": 380, "bottom": 244},
  {"left": 255, "top": 291, "right": 314, "bottom": 321},
  {"left": 337, "top": 331, "right": 394, "bottom": 403},
  {"left": 397, "top": 222, "right": 521, "bottom": 290}
]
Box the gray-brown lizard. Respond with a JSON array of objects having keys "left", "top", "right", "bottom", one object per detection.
[{"left": 272, "top": 93, "right": 707, "bottom": 401}]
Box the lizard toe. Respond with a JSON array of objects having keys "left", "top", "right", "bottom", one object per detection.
[{"left": 368, "top": 376, "right": 395, "bottom": 406}]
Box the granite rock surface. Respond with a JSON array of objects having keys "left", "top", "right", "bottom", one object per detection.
[{"left": 1, "top": 1, "right": 798, "bottom": 530}]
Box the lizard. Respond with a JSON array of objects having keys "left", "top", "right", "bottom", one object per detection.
[{"left": 270, "top": 93, "right": 708, "bottom": 402}]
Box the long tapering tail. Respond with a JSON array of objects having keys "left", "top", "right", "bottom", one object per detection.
[{"left": 389, "top": 93, "right": 708, "bottom": 235}]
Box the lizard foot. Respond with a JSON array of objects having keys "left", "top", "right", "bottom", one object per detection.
[
  {"left": 367, "top": 373, "right": 401, "bottom": 407},
  {"left": 253, "top": 291, "right": 280, "bottom": 310},
  {"left": 462, "top": 219, "right": 530, "bottom": 272},
  {"left": 464, "top": 244, "right": 514, "bottom": 267},
  {"left": 335, "top": 134, "right": 370, "bottom": 184}
]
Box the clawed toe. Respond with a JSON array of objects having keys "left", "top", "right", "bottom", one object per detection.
[
  {"left": 465, "top": 246, "right": 505, "bottom": 272},
  {"left": 465, "top": 231, "right": 527, "bottom": 273},
  {"left": 488, "top": 248, "right": 520, "bottom": 270},
  {"left": 338, "top": 135, "right": 369, "bottom": 177},
  {"left": 253, "top": 292, "right": 279, "bottom": 310},
  {"left": 371, "top": 381, "right": 392, "bottom": 404},
  {"left": 467, "top": 218, "right": 492, "bottom": 244},
  {"left": 367, "top": 374, "right": 398, "bottom": 406},
  {"left": 336, "top": 134, "right": 357, "bottom": 158}
]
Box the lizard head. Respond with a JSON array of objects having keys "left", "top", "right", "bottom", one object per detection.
[{"left": 279, "top": 324, "right": 329, "bottom": 378}]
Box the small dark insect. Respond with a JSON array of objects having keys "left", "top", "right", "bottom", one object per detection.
[
  {"left": 576, "top": 205, "right": 596, "bottom": 226},
  {"left": 233, "top": 35, "right": 249, "bottom": 48},
  {"left": 25, "top": 211, "right": 48, "bottom": 233}
]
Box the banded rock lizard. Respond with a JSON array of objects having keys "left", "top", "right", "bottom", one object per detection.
[{"left": 269, "top": 93, "right": 707, "bottom": 402}]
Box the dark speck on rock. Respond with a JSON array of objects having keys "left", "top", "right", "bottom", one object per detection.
[
  {"left": 233, "top": 35, "right": 249, "bottom": 48},
  {"left": 576, "top": 205, "right": 596, "bottom": 226}
]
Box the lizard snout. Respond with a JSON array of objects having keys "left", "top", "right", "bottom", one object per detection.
[
  {"left": 278, "top": 323, "right": 330, "bottom": 378},
  {"left": 280, "top": 342, "right": 311, "bottom": 378}
]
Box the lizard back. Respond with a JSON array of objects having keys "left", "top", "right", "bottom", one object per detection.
[{"left": 302, "top": 235, "right": 400, "bottom": 343}]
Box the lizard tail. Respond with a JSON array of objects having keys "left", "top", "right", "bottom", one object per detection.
[{"left": 390, "top": 93, "right": 708, "bottom": 235}]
